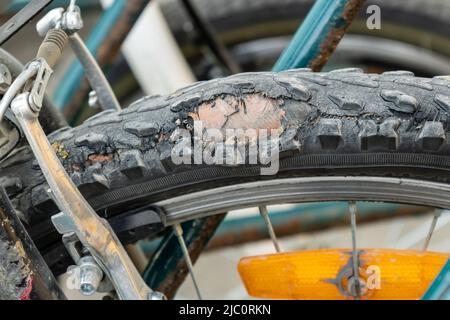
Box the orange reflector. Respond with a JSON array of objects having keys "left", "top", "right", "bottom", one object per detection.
[{"left": 238, "top": 249, "right": 448, "bottom": 300}]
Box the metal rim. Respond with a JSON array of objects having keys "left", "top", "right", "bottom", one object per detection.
[
  {"left": 158, "top": 176, "right": 450, "bottom": 225},
  {"left": 231, "top": 34, "right": 450, "bottom": 75}
]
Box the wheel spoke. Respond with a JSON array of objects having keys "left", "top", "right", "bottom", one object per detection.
[
  {"left": 173, "top": 224, "right": 203, "bottom": 300},
  {"left": 422, "top": 209, "right": 442, "bottom": 251},
  {"left": 258, "top": 205, "right": 282, "bottom": 252},
  {"left": 349, "top": 201, "right": 362, "bottom": 299}
]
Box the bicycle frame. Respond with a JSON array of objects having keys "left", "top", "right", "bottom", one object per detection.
[
  {"left": 274, "top": 0, "right": 365, "bottom": 71},
  {"left": 424, "top": 260, "right": 450, "bottom": 300},
  {"left": 5, "top": 0, "right": 96, "bottom": 13}
]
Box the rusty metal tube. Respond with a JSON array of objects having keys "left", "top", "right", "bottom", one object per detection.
[{"left": 273, "top": 0, "right": 366, "bottom": 71}]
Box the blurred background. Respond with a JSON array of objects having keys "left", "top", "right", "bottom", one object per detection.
[{"left": 2, "top": 0, "right": 450, "bottom": 299}]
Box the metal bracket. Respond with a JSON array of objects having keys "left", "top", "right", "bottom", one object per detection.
[
  {"left": 29, "top": 59, "right": 53, "bottom": 113},
  {"left": 62, "top": 232, "right": 83, "bottom": 263},
  {"left": 109, "top": 205, "right": 166, "bottom": 245},
  {"left": 61, "top": 232, "right": 114, "bottom": 295},
  {"left": 54, "top": 205, "right": 165, "bottom": 296},
  {"left": 36, "top": 4, "right": 84, "bottom": 37},
  {"left": 0, "top": 1, "right": 153, "bottom": 299},
  {"left": 10, "top": 92, "right": 157, "bottom": 300},
  {"left": 0, "top": 59, "right": 41, "bottom": 123}
]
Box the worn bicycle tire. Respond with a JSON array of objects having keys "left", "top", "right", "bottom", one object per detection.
[{"left": 2, "top": 69, "right": 450, "bottom": 268}]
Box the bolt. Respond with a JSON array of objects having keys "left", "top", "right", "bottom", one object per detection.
[
  {"left": 347, "top": 276, "right": 367, "bottom": 298},
  {"left": 78, "top": 256, "right": 103, "bottom": 296}
]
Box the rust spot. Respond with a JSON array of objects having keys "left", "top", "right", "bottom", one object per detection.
[
  {"left": 86, "top": 153, "right": 114, "bottom": 166},
  {"left": 188, "top": 94, "right": 285, "bottom": 131},
  {"left": 309, "top": 0, "right": 365, "bottom": 71}
]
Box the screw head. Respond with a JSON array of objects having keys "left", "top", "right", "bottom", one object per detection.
[{"left": 78, "top": 256, "right": 103, "bottom": 296}]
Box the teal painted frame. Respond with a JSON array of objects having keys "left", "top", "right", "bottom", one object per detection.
[
  {"left": 6, "top": 0, "right": 99, "bottom": 13},
  {"left": 273, "top": 0, "right": 356, "bottom": 71},
  {"left": 423, "top": 259, "right": 450, "bottom": 300}
]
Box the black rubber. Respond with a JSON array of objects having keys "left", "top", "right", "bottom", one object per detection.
[
  {"left": 0, "top": 217, "right": 30, "bottom": 300},
  {"left": 2, "top": 69, "right": 450, "bottom": 263},
  {"left": 90, "top": 0, "right": 450, "bottom": 126},
  {"left": 161, "top": 0, "right": 450, "bottom": 66}
]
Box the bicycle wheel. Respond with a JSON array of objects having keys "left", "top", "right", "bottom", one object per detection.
[
  {"left": 161, "top": 0, "right": 450, "bottom": 76},
  {"left": 2, "top": 69, "right": 450, "bottom": 297}
]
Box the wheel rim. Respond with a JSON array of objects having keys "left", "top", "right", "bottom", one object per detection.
[
  {"left": 231, "top": 34, "right": 450, "bottom": 75},
  {"left": 158, "top": 176, "right": 450, "bottom": 225}
]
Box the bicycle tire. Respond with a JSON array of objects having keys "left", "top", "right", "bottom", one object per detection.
[{"left": 2, "top": 69, "right": 450, "bottom": 268}]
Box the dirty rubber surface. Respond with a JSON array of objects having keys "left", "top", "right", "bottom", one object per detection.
[
  {"left": 0, "top": 214, "right": 31, "bottom": 300},
  {"left": 2, "top": 69, "right": 450, "bottom": 263}
]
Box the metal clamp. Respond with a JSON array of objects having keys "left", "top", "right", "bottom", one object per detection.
[
  {"left": 0, "top": 61, "right": 39, "bottom": 160},
  {"left": 36, "top": 2, "right": 83, "bottom": 37},
  {"left": 0, "top": 59, "right": 41, "bottom": 123},
  {"left": 29, "top": 59, "right": 53, "bottom": 113}
]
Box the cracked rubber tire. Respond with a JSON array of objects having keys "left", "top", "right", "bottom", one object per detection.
[{"left": 2, "top": 69, "right": 450, "bottom": 270}]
